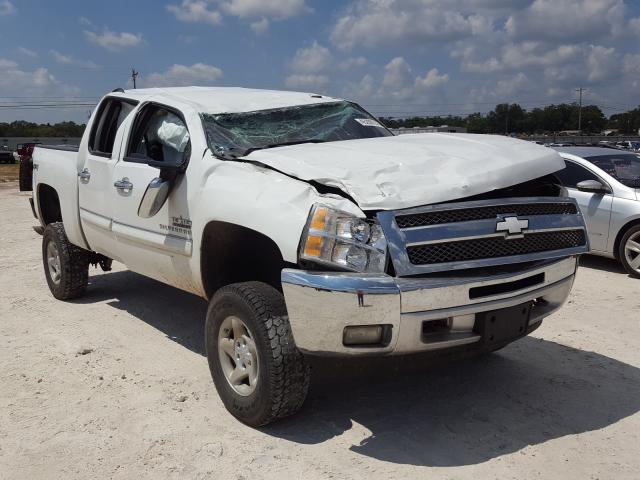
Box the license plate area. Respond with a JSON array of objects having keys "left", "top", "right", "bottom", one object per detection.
[{"left": 475, "top": 301, "right": 532, "bottom": 346}]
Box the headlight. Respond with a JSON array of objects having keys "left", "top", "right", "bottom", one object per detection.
[{"left": 299, "top": 204, "right": 388, "bottom": 273}]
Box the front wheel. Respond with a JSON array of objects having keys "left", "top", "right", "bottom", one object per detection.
[
  {"left": 619, "top": 225, "right": 640, "bottom": 278},
  {"left": 205, "top": 282, "right": 310, "bottom": 427}
]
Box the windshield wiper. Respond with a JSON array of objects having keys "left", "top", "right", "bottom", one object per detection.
[{"left": 240, "top": 139, "right": 327, "bottom": 157}]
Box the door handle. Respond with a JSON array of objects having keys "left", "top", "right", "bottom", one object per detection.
[
  {"left": 114, "top": 178, "right": 133, "bottom": 191},
  {"left": 78, "top": 168, "right": 91, "bottom": 181}
]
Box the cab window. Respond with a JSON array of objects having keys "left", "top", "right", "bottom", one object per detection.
[
  {"left": 126, "top": 104, "right": 191, "bottom": 166},
  {"left": 89, "top": 98, "right": 136, "bottom": 157}
]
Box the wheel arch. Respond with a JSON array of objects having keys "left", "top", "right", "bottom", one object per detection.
[
  {"left": 36, "top": 183, "right": 62, "bottom": 226},
  {"left": 613, "top": 217, "right": 640, "bottom": 260},
  {"left": 200, "top": 221, "right": 292, "bottom": 299}
]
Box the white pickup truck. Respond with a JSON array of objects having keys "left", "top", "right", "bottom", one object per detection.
[{"left": 26, "top": 87, "right": 589, "bottom": 426}]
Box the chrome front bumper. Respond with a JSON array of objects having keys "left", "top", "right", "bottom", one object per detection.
[{"left": 281, "top": 256, "right": 577, "bottom": 355}]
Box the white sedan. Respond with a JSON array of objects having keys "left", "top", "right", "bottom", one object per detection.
[{"left": 554, "top": 146, "right": 640, "bottom": 278}]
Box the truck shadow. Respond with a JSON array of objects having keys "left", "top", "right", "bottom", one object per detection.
[
  {"left": 579, "top": 254, "right": 627, "bottom": 274},
  {"left": 76, "top": 269, "right": 640, "bottom": 468}
]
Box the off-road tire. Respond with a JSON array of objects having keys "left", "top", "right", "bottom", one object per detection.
[
  {"left": 205, "top": 281, "right": 310, "bottom": 427},
  {"left": 618, "top": 224, "right": 640, "bottom": 279},
  {"left": 42, "top": 222, "right": 89, "bottom": 300},
  {"left": 19, "top": 157, "right": 33, "bottom": 191}
]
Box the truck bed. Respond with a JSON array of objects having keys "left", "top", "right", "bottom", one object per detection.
[{"left": 32, "top": 145, "right": 88, "bottom": 249}]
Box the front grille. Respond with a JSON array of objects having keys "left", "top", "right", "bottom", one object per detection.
[
  {"left": 395, "top": 202, "right": 578, "bottom": 229},
  {"left": 407, "top": 230, "right": 586, "bottom": 265}
]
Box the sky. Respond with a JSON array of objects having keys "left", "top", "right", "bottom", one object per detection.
[{"left": 1, "top": 0, "right": 639, "bottom": 123}]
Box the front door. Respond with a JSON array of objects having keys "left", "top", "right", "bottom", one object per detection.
[{"left": 109, "top": 103, "right": 194, "bottom": 289}]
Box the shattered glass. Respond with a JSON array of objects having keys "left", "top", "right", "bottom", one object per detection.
[{"left": 201, "top": 101, "right": 392, "bottom": 157}]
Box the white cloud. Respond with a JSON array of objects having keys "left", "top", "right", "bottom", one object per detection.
[
  {"left": 290, "top": 41, "right": 332, "bottom": 73},
  {"left": 220, "top": 0, "right": 308, "bottom": 19},
  {"left": 415, "top": 68, "right": 449, "bottom": 89},
  {"left": 177, "top": 34, "right": 197, "bottom": 44},
  {"left": 0, "top": 59, "right": 84, "bottom": 122},
  {"left": 49, "top": 50, "right": 100, "bottom": 69},
  {"left": 586, "top": 45, "right": 619, "bottom": 82},
  {"left": 0, "top": 59, "right": 58, "bottom": 90},
  {"left": 145, "top": 63, "right": 223, "bottom": 87},
  {"left": 17, "top": 47, "right": 38, "bottom": 58},
  {"left": 339, "top": 56, "right": 367, "bottom": 70},
  {"left": 167, "top": 0, "right": 308, "bottom": 28},
  {"left": 496, "top": 72, "right": 531, "bottom": 97},
  {"left": 0, "top": 58, "right": 68, "bottom": 92},
  {"left": 455, "top": 40, "right": 625, "bottom": 88},
  {"left": 382, "top": 57, "right": 412, "bottom": 88},
  {"left": 331, "top": 0, "right": 494, "bottom": 50},
  {"left": 50, "top": 50, "right": 73, "bottom": 64},
  {"left": 343, "top": 73, "right": 376, "bottom": 99},
  {"left": 84, "top": 29, "right": 143, "bottom": 51},
  {"left": 167, "top": 0, "right": 222, "bottom": 25},
  {"left": 0, "top": 0, "right": 15, "bottom": 16},
  {"left": 284, "top": 74, "right": 329, "bottom": 90},
  {"left": 250, "top": 17, "right": 270, "bottom": 35},
  {"left": 623, "top": 53, "right": 640, "bottom": 74},
  {"left": 505, "top": 0, "right": 626, "bottom": 42}
]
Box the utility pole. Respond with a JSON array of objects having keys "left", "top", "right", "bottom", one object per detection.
[
  {"left": 131, "top": 68, "right": 139, "bottom": 89},
  {"left": 575, "top": 87, "right": 585, "bottom": 132},
  {"left": 505, "top": 103, "right": 510, "bottom": 135}
]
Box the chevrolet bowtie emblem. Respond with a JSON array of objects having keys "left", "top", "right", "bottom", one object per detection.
[{"left": 496, "top": 216, "right": 529, "bottom": 239}]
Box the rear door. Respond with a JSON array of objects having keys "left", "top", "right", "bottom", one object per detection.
[
  {"left": 109, "top": 102, "right": 193, "bottom": 285},
  {"left": 556, "top": 159, "right": 613, "bottom": 252},
  {"left": 78, "top": 97, "right": 137, "bottom": 259}
]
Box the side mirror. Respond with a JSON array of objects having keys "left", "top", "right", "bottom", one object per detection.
[
  {"left": 138, "top": 177, "right": 171, "bottom": 218},
  {"left": 123, "top": 154, "right": 188, "bottom": 173},
  {"left": 576, "top": 179, "right": 610, "bottom": 194}
]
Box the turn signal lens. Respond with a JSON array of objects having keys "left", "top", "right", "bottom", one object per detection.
[
  {"left": 310, "top": 206, "right": 328, "bottom": 230},
  {"left": 303, "top": 235, "right": 324, "bottom": 257}
]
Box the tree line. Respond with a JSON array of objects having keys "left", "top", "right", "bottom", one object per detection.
[
  {"left": 0, "top": 121, "right": 86, "bottom": 138},
  {"left": 381, "top": 103, "right": 640, "bottom": 135},
  {"left": 1, "top": 103, "right": 640, "bottom": 137}
]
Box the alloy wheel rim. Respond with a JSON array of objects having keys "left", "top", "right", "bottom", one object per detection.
[
  {"left": 46, "top": 241, "right": 62, "bottom": 285},
  {"left": 624, "top": 232, "right": 640, "bottom": 273},
  {"left": 218, "top": 316, "right": 259, "bottom": 396}
]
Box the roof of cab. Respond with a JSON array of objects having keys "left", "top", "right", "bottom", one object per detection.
[
  {"left": 552, "top": 146, "right": 633, "bottom": 158},
  {"left": 109, "top": 86, "right": 343, "bottom": 114}
]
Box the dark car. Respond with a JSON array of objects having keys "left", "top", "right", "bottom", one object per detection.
[{"left": 0, "top": 146, "right": 16, "bottom": 164}]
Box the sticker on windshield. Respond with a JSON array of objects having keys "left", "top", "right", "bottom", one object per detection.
[{"left": 354, "top": 118, "right": 384, "bottom": 128}]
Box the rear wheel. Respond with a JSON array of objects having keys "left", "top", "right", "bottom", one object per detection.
[
  {"left": 205, "top": 281, "right": 310, "bottom": 427},
  {"left": 42, "top": 222, "right": 89, "bottom": 299},
  {"left": 19, "top": 157, "right": 33, "bottom": 191},
  {"left": 619, "top": 225, "right": 640, "bottom": 279}
]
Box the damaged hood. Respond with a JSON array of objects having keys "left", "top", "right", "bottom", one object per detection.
[{"left": 243, "top": 133, "right": 565, "bottom": 210}]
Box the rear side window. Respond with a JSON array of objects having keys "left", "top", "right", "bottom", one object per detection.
[
  {"left": 89, "top": 98, "right": 136, "bottom": 157},
  {"left": 555, "top": 160, "right": 601, "bottom": 188}
]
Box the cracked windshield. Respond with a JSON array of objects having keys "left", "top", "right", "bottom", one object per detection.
[{"left": 201, "top": 101, "right": 393, "bottom": 157}]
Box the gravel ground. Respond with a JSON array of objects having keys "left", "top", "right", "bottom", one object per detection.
[{"left": 1, "top": 183, "right": 639, "bottom": 480}]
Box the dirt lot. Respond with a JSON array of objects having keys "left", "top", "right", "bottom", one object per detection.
[
  {"left": 1, "top": 183, "right": 639, "bottom": 480},
  {"left": 0, "top": 164, "right": 19, "bottom": 182}
]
